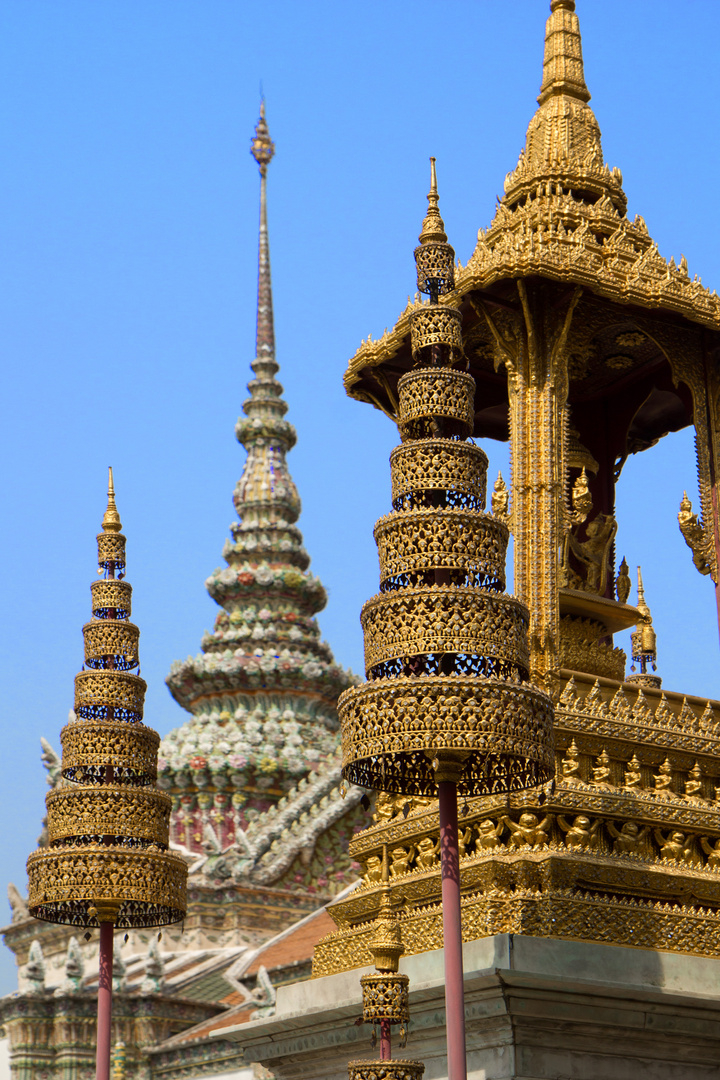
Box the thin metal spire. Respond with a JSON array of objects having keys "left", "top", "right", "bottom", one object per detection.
[{"left": 250, "top": 101, "right": 276, "bottom": 362}]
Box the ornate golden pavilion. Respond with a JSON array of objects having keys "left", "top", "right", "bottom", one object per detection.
[{"left": 313, "top": 0, "right": 720, "bottom": 975}]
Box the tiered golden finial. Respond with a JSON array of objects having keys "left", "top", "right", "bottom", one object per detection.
[
  {"left": 628, "top": 566, "right": 660, "bottom": 688},
  {"left": 27, "top": 475, "right": 188, "bottom": 928},
  {"left": 339, "top": 160, "right": 554, "bottom": 1079},
  {"left": 340, "top": 162, "right": 554, "bottom": 798}
]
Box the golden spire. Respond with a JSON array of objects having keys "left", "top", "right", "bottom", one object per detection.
[
  {"left": 101, "top": 467, "right": 122, "bottom": 534},
  {"left": 636, "top": 564, "right": 650, "bottom": 619},
  {"left": 418, "top": 157, "right": 448, "bottom": 245},
  {"left": 538, "top": 0, "right": 591, "bottom": 106}
]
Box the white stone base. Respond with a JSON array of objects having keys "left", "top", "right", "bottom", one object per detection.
[{"left": 215, "top": 934, "right": 720, "bottom": 1079}]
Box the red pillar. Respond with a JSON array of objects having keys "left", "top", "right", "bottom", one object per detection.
[
  {"left": 96, "top": 921, "right": 114, "bottom": 1080},
  {"left": 379, "top": 1019, "right": 392, "bottom": 1060},
  {"left": 438, "top": 780, "right": 467, "bottom": 1080}
]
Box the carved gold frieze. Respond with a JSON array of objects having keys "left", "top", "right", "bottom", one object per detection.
[
  {"left": 46, "top": 786, "right": 171, "bottom": 845},
  {"left": 360, "top": 588, "right": 529, "bottom": 675},
  {"left": 396, "top": 368, "right": 475, "bottom": 441},
  {"left": 375, "top": 510, "right": 507, "bottom": 588},
  {"left": 389, "top": 440, "right": 487, "bottom": 508},
  {"left": 83, "top": 621, "right": 140, "bottom": 667},
  {"left": 60, "top": 720, "right": 159, "bottom": 781},
  {"left": 90, "top": 579, "right": 132, "bottom": 618},
  {"left": 340, "top": 674, "right": 554, "bottom": 797}
]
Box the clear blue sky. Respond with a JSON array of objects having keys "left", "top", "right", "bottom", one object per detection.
[{"left": 0, "top": 1, "right": 718, "bottom": 992}]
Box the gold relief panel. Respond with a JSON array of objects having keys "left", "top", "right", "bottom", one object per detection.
[
  {"left": 389, "top": 439, "right": 487, "bottom": 507},
  {"left": 46, "top": 786, "right": 171, "bottom": 845},
  {"left": 90, "top": 579, "right": 133, "bottom": 618},
  {"left": 360, "top": 587, "right": 529, "bottom": 674},
  {"left": 375, "top": 511, "right": 507, "bottom": 587},
  {"left": 60, "top": 720, "right": 159, "bottom": 779}
]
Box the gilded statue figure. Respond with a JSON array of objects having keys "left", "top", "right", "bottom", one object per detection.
[
  {"left": 458, "top": 826, "right": 473, "bottom": 857},
  {"left": 491, "top": 471, "right": 509, "bottom": 522},
  {"left": 503, "top": 812, "right": 552, "bottom": 849},
  {"left": 654, "top": 829, "right": 695, "bottom": 864},
  {"left": 653, "top": 759, "right": 675, "bottom": 797},
  {"left": 364, "top": 855, "right": 383, "bottom": 884},
  {"left": 390, "top": 846, "right": 413, "bottom": 877},
  {"left": 558, "top": 814, "right": 600, "bottom": 850},
  {"left": 623, "top": 754, "right": 643, "bottom": 791},
  {"left": 678, "top": 491, "right": 712, "bottom": 576},
  {"left": 608, "top": 820, "right": 650, "bottom": 856},
  {"left": 562, "top": 512, "right": 617, "bottom": 595},
  {"left": 700, "top": 837, "right": 720, "bottom": 869},
  {"left": 415, "top": 836, "right": 439, "bottom": 870},
  {"left": 476, "top": 819, "right": 505, "bottom": 850},
  {"left": 615, "top": 557, "right": 631, "bottom": 603},
  {"left": 561, "top": 740, "right": 582, "bottom": 785},
  {"left": 684, "top": 762, "right": 704, "bottom": 800},
  {"left": 590, "top": 749, "right": 612, "bottom": 789}
]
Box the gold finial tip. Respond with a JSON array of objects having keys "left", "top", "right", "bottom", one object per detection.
[
  {"left": 418, "top": 156, "right": 447, "bottom": 245},
  {"left": 102, "top": 467, "right": 122, "bottom": 533},
  {"left": 551, "top": 0, "right": 575, "bottom": 10},
  {"left": 251, "top": 101, "right": 275, "bottom": 173}
]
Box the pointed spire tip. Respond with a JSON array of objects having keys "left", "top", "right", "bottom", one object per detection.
[{"left": 102, "top": 467, "right": 122, "bottom": 534}]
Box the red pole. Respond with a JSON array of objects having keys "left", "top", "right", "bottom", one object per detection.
[
  {"left": 96, "top": 921, "right": 113, "bottom": 1080},
  {"left": 438, "top": 779, "right": 467, "bottom": 1080},
  {"left": 379, "top": 1019, "right": 392, "bottom": 1061}
]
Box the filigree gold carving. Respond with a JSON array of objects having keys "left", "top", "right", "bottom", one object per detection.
[
  {"left": 46, "top": 787, "right": 171, "bottom": 846},
  {"left": 409, "top": 305, "right": 463, "bottom": 361},
  {"left": 339, "top": 675, "right": 554, "bottom": 797},
  {"left": 83, "top": 621, "right": 139, "bottom": 667},
  {"left": 27, "top": 480, "right": 186, "bottom": 930},
  {"left": 396, "top": 368, "right": 475, "bottom": 440},
  {"left": 60, "top": 720, "right": 159, "bottom": 782},
  {"left": 374, "top": 510, "right": 507, "bottom": 588},
  {"left": 90, "top": 580, "right": 132, "bottom": 618},
  {"left": 360, "top": 587, "right": 529, "bottom": 676},
  {"left": 348, "top": 1062, "right": 424, "bottom": 1080},
  {"left": 390, "top": 440, "right": 487, "bottom": 509}
]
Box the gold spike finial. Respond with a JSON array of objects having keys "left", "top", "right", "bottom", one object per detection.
[
  {"left": 418, "top": 156, "right": 448, "bottom": 245},
  {"left": 102, "top": 467, "right": 122, "bottom": 533},
  {"left": 634, "top": 570, "right": 651, "bottom": 622}
]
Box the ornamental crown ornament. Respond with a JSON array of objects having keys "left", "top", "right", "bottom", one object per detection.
[{"left": 26, "top": 472, "right": 187, "bottom": 929}]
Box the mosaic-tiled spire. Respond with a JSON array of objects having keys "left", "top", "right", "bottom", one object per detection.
[{"left": 164, "top": 106, "right": 354, "bottom": 831}]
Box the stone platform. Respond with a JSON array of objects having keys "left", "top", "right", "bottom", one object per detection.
[{"left": 216, "top": 934, "right": 720, "bottom": 1079}]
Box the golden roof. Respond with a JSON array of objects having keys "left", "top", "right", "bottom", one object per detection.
[{"left": 344, "top": 0, "right": 720, "bottom": 398}]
